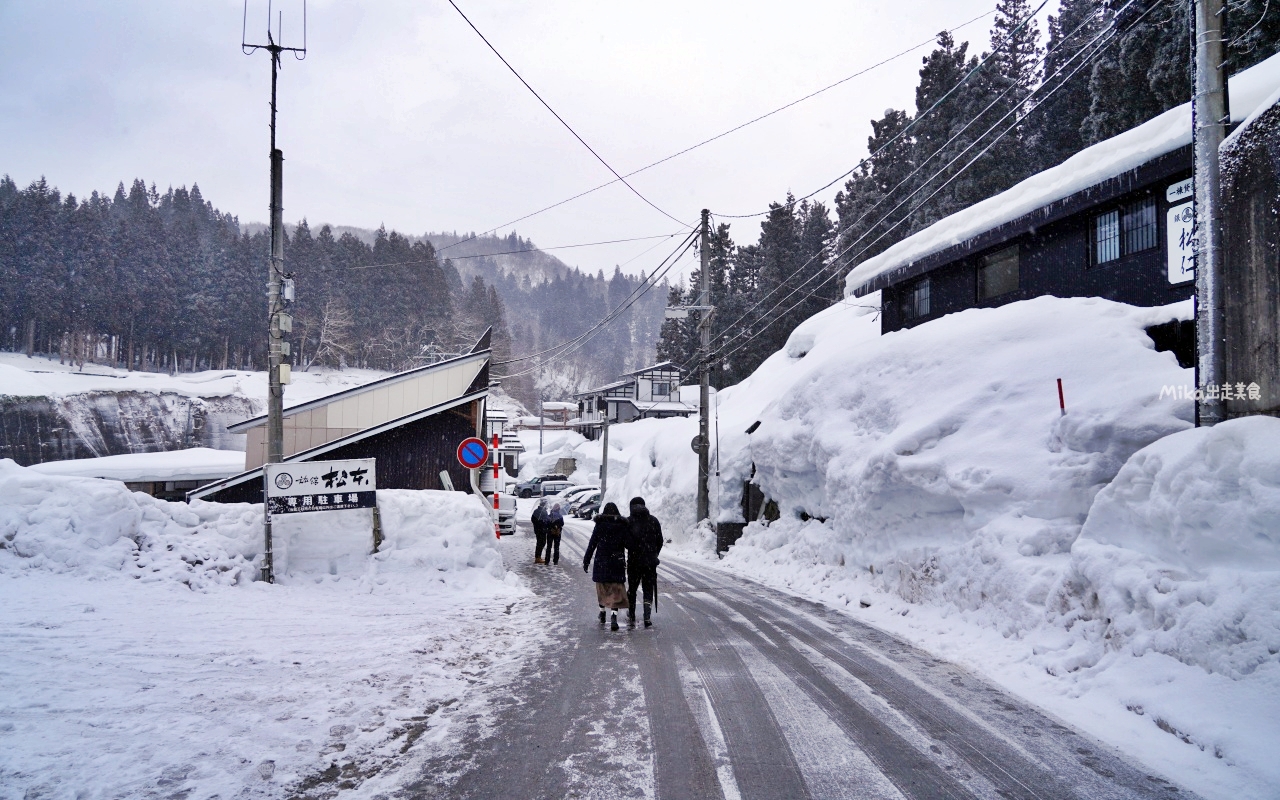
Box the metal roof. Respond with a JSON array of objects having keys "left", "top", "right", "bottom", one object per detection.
[
  {"left": 188, "top": 389, "right": 486, "bottom": 501},
  {"left": 227, "top": 349, "right": 489, "bottom": 433}
]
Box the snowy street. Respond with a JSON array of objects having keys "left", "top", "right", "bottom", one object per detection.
[{"left": 407, "top": 517, "right": 1197, "bottom": 800}]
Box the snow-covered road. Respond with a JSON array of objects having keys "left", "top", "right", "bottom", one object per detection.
[{"left": 406, "top": 518, "right": 1197, "bottom": 800}]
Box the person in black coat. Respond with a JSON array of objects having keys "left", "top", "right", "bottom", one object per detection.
[
  {"left": 626, "top": 496, "right": 663, "bottom": 628},
  {"left": 583, "top": 502, "right": 630, "bottom": 631},
  {"left": 530, "top": 499, "right": 549, "bottom": 564}
]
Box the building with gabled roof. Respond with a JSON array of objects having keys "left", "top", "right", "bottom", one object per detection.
[
  {"left": 844, "top": 51, "right": 1280, "bottom": 354},
  {"left": 571, "top": 362, "right": 696, "bottom": 440},
  {"left": 189, "top": 331, "right": 494, "bottom": 504}
]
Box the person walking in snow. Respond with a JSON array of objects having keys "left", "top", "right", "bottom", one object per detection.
[
  {"left": 531, "top": 498, "right": 550, "bottom": 564},
  {"left": 583, "top": 502, "right": 630, "bottom": 631},
  {"left": 626, "top": 496, "right": 663, "bottom": 628},
  {"left": 544, "top": 502, "right": 564, "bottom": 565}
]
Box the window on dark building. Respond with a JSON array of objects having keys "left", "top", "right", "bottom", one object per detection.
[
  {"left": 1123, "top": 196, "right": 1158, "bottom": 254},
  {"left": 1092, "top": 195, "right": 1158, "bottom": 265},
  {"left": 1093, "top": 209, "right": 1121, "bottom": 264},
  {"left": 899, "top": 277, "right": 931, "bottom": 321},
  {"left": 978, "top": 245, "right": 1019, "bottom": 300}
]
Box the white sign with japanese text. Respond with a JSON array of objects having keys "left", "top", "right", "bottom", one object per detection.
[
  {"left": 264, "top": 458, "right": 377, "bottom": 516},
  {"left": 1166, "top": 202, "right": 1196, "bottom": 285}
]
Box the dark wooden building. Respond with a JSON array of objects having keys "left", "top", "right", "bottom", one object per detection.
[
  {"left": 189, "top": 337, "right": 492, "bottom": 504},
  {"left": 846, "top": 53, "right": 1280, "bottom": 364}
]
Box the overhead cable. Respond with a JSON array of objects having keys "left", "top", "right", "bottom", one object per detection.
[
  {"left": 702, "top": 1, "right": 1157, "bottom": 372},
  {"left": 712, "top": 0, "right": 1052, "bottom": 219},
  {"left": 436, "top": 8, "right": 997, "bottom": 256},
  {"left": 445, "top": 0, "right": 688, "bottom": 228}
]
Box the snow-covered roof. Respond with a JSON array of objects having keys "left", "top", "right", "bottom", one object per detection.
[
  {"left": 624, "top": 361, "right": 681, "bottom": 377},
  {"left": 845, "top": 51, "right": 1280, "bottom": 296},
  {"left": 227, "top": 349, "right": 489, "bottom": 433},
  {"left": 540, "top": 401, "right": 577, "bottom": 411},
  {"left": 622, "top": 399, "right": 698, "bottom": 415},
  {"left": 573, "top": 379, "right": 631, "bottom": 398},
  {"left": 28, "top": 448, "right": 245, "bottom": 484}
]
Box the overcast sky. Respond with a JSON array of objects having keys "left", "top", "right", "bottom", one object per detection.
[{"left": 1, "top": 1, "right": 1058, "bottom": 282}]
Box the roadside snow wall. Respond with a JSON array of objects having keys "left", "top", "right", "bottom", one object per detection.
[{"left": 0, "top": 460, "right": 506, "bottom": 593}]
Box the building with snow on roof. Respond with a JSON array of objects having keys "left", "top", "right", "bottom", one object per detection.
[
  {"left": 572, "top": 362, "right": 696, "bottom": 440},
  {"left": 845, "top": 51, "right": 1280, "bottom": 376}
]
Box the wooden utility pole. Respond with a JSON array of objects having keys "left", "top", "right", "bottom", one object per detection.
[
  {"left": 243, "top": 2, "right": 306, "bottom": 582},
  {"left": 1194, "top": 0, "right": 1228, "bottom": 426},
  {"left": 696, "top": 209, "right": 712, "bottom": 524}
]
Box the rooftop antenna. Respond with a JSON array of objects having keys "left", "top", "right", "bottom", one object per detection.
[{"left": 242, "top": 0, "right": 307, "bottom": 584}]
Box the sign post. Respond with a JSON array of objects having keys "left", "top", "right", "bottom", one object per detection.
[
  {"left": 456, "top": 436, "right": 496, "bottom": 538},
  {"left": 262, "top": 458, "right": 378, "bottom": 582}
]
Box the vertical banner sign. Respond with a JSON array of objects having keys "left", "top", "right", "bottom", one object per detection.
[
  {"left": 1166, "top": 179, "right": 1196, "bottom": 285},
  {"left": 264, "top": 458, "right": 378, "bottom": 515}
]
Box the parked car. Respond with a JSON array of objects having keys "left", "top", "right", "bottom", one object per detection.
[
  {"left": 569, "top": 491, "right": 599, "bottom": 516},
  {"left": 494, "top": 491, "right": 517, "bottom": 536},
  {"left": 514, "top": 474, "right": 572, "bottom": 498},
  {"left": 552, "top": 484, "right": 599, "bottom": 507},
  {"left": 574, "top": 496, "right": 601, "bottom": 519}
]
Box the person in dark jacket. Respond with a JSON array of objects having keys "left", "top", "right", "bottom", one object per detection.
[
  {"left": 544, "top": 503, "right": 564, "bottom": 565},
  {"left": 531, "top": 499, "right": 549, "bottom": 565},
  {"left": 583, "top": 502, "right": 629, "bottom": 631},
  {"left": 626, "top": 496, "right": 663, "bottom": 628}
]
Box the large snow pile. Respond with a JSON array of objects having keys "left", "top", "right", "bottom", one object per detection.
[
  {"left": 0, "top": 460, "right": 506, "bottom": 592},
  {"left": 1055, "top": 416, "right": 1280, "bottom": 679},
  {"left": 619, "top": 292, "right": 1278, "bottom": 796}
]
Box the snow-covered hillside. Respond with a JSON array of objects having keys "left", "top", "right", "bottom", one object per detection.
[
  {"left": 0, "top": 352, "right": 392, "bottom": 464},
  {"left": 0, "top": 462, "right": 534, "bottom": 797},
  {"left": 531, "top": 294, "right": 1280, "bottom": 798}
]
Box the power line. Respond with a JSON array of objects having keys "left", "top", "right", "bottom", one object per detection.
[
  {"left": 712, "top": 0, "right": 1052, "bottom": 219},
  {"left": 693, "top": 0, "right": 1145, "bottom": 369},
  {"left": 493, "top": 227, "right": 699, "bottom": 372},
  {"left": 435, "top": 8, "right": 997, "bottom": 256},
  {"left": 494, "top": 241, "right": 696, "bottom": 380},
  {"left": 445, "top": 0, "right": 688, "bottom": 229},
  {"left": 328, "top": 231, "right": 687, "bottom": 272},
  {"left": 702, "top": 2, "right": 1156, "bottom": 373}
]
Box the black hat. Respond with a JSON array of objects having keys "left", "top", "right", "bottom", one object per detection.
[
  {"left": 603, "top": 502, "right": 621, "bottom": 516},
  {"left": 629, "top": 496, "right": 646, "bottom": 509}
]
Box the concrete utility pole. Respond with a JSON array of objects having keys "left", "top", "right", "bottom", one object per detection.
[
  {"left": 600, "top": 401, "right": 610, "bottom": 502},
  {"left": 243, "top": 2, "right": 306, "bottom": 583},
  {"left": 697, "top": 209, "right": 712, "bottom": 524},
  {"left": 1193, "top": 0, "right": 1228, "bottom": 426}
]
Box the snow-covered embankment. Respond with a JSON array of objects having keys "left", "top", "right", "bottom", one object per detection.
[{"left": 0, "top": 462, "right": 533, "bottom": 797}]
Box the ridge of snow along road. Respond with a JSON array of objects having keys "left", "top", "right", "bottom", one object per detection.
[
  {"left": 0, "top": 464, "right": 538, "bottom": 797},
  {"left": 523, "top": 293, "right": 1280, "bottom": 799}
]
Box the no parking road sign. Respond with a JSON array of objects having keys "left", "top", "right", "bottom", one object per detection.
[{"left": 457, "top": 437, "right": 490, "bottom": 469}]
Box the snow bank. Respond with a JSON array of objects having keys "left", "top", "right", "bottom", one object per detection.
[
  {"left": 27, "top": 447, "right": 245, "bottom": 482},
  {"left": 637, "top": 293, "right": 1279, "bottom": 796},
  {"left": 0, "top": 460, "right": 508, "bottom": 593},
  {"left": 1049, "top": 417, "right": 1280, "bottom": 679}
]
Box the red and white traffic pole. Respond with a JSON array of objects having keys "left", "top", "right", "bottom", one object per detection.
[{"left": 492, "top": 432, "right": 501, "bottom": 538}]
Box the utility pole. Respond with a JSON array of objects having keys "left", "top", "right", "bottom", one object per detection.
[
  {"left": 599, "top": 396, "right": 610, "bottom": 501},
  {"left": 696, "top": 209, "right": 712, "bottom": 525},
  {"left": 1193, "top": 0, "right": 1228, "bottom": 426},
  {"left": 243, "top": 1, "right": 307, "bottom": 583}
]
